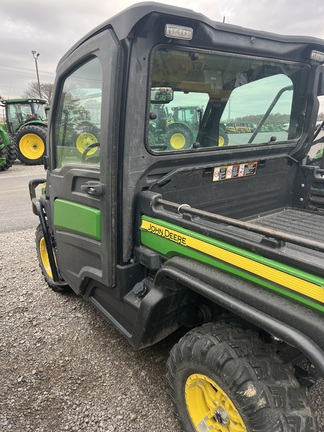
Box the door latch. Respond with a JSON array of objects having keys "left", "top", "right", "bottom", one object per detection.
[{"left": 81, "top": 181, "right": 105, "bottom": 196}]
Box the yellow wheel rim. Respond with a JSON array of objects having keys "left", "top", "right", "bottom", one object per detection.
[
  {"left": 185, "top": 374, "right": 247, "bottom": 431},
  {"left": 19, "top": 133, "right": 45, "bottom": 160},
  {"left": 170, "top": 132, "right": 186, "bottom": 149},
  {"left": 218, "top": 135, "right": 225, "bottom": 147},
  {"left": 39, "top": 236, "right": 53, "bottom": 279},
  {"left": 76, "top": 133, "right": 98, "bottom": 155}
]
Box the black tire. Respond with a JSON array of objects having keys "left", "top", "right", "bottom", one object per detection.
[
  {"left": 36, "top": 225, "right": 70, "bottom": 293},
  {"left": 5, "top": 143, "right": 17, "bottom": 167},
  {"left": 167, "top": 322, "right": 318, "bottom": 432},
  {"left": 15, "top": 124, "right": 47, "bottom": 165},
  {"left": 165, "top": 124, "right": 194, "bottom": 150},
  {"left": 0, "top": 139, "right": 16, "bottom": 171},
  {"left": 0, "top": 145, "right": 9, "bottom": 171}
]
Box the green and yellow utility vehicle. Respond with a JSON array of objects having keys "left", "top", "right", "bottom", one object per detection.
[
  {"left": 1, "top": 98, "right": 48, "bottom": 165},
  {"left": 29, "top": 3, "right": 324, "bottom": 431}
]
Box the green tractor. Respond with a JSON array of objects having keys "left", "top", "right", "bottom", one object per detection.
[
  {"left": 0, "top": 98, "right": 48, "bottom": 165},
  {"left": 167, "top": 105, "right": 229, "bottom": 149},
  {"left": 149, "top": 89, "right": 228, "bottom": 150},
  {"left": 0, "top": 125, "right": 16, "bottom": 172}
]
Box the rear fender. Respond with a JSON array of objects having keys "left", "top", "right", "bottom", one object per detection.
[
  {"left": 155, "top": 256, "right": 324, "bottom": 377},
  {"left": 17, "top": 121, "right": 47, "bottom": 131}
]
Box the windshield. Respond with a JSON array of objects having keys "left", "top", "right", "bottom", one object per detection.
[
  {"left": 7, "top": 102, "right": 47, "bottom": 132},
  {"left": 147, "top": 47, "right": 308, "bottom": 153},
  {"left": 31, "top": 102, "right": 47, "bottom": 120}
]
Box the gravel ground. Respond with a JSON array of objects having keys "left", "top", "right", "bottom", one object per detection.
[
  {"left": 1, "top": 228, "right": 324, "bottom": 432},
  {"left": 0, "top": 228, "right": 183, "bottom": 432}
]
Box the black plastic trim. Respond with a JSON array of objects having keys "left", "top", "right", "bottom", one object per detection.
[
  {"left": 30, "top": 191, "right": 68, "bottom": 288},
  {"left": 155, "top": 256, "right": 324, "bottom": 376}
]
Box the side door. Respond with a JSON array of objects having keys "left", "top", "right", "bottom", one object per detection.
[{"left": 47, "top": 30, "right": 120, "bottom": 292}]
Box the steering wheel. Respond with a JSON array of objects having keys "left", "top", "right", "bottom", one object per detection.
[{"left": 81, "top": 142, "right": 100, "bottom": 162}]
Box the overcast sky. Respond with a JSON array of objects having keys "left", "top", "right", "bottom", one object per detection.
[{"left": 1, "top": 0, "right": 324, "bottom": 103}]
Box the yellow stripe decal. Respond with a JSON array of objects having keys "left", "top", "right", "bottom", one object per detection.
[{"left": 141, "top": 219, "right": 324, "bottom": 304}]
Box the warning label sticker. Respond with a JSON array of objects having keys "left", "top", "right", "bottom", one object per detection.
[{"left": 212, "top": 161, "right": 257, "bottom": 182}]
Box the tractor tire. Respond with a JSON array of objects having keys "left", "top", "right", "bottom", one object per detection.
[
  {"left": 165, "top": 124, "right": 194, "bottom": 150},
  {"left": 167, "top": 322, "right": 318, "bottom": 432},
  {"left": 0, "top": 140, "right": 16, "bottom": 171},
  {"left": 36, "top": 225, "right": 70, "bottom": 293},
  {"left": 6, "top": 143, "right": 17, "bottom": 167},
  {"left": 0, "top": 145, "right": 9, "bottom": 171},
  {"left": 15, "top": 124, "right": 47, "bottom": 165},
  {"left": 218, "top": 131, "right": 229, "bottom": 147}
]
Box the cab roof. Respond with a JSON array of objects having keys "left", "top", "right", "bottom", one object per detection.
[
  {"left": 1, "top": 98, "right": 47, "bottom": 105},
  {"left": 59, "top": 2, "right": 324, "bottom": 67}
]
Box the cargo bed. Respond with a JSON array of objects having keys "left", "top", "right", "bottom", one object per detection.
[
  {"left": 140, "top": 192, "right": 324, "bottom": 282},
  {"left": 217, "top": 208, "right": 324, "bottom": 279},
  {"left": 232, "top": 207, "right": 324, "bottom": 271},
  {"left": 250, "top": 208, "right": 324, "bottom": 244}
]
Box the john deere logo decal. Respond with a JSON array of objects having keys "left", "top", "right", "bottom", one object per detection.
[{"left": 146, "top": 222, "right": 187, "bottom": 246}]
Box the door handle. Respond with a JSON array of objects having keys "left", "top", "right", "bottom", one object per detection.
[{"left": 81, "top": 181, "right": 105, "bottom": 196}]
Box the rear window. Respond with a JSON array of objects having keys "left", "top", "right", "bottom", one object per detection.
[{"left": 147, "top": 47, "right": 308, "bottom": 153}]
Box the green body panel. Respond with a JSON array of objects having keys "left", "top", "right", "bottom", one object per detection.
[
  {"left": 0, "top": 121, "right": 8, "bottom": 132},
  {"left": 17, "top": 120, "right": 47, "bottom": 131},
  {"left": 54, "top": 199, "right": 101, "bottom": 240},
  {"left": 141, "top": 215, "right": 324, "bottom": 313},
  {"left": 0, "top": 126, "right": 11, "bottom": 166},
  {"left": 0, "top": 127, "right": 10, "bottom": 148}
]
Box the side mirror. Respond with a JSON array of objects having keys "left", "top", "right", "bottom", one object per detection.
[{"left": 151, "top": 87, "right": 174, "bottom": 103}]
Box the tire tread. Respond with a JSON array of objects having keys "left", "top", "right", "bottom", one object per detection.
[{"left": 167, "top": 322, "right": 318, "bottom": 432}]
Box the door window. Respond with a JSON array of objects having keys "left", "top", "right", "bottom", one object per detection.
[{"left": 54, "top": 57, "right": 102, "bottom": 168}]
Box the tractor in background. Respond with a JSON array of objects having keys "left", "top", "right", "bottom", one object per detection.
[
  {"left": 167, "top": 105, "right": 229, "bottom": 148},
  {"left": 0, "top": 98, "right": 48, "bottom": 165},
  {"left": 149, "top": 101, "right": 229, "bottom": 150}
]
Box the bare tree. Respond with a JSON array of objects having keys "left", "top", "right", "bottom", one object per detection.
[{"left": 22, "top": 81, "right": 54, "bottom": 104}]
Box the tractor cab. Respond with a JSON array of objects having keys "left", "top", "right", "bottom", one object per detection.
[
  {"left": 0, "top": 98, "right": 48, "bottom": 165},
  {"left": 1, "top": 98, "right": 48, "bottom": 135}
]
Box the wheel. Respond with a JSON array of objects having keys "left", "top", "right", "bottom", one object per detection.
[
  {"left": 165, "top": 124, "right": 194, "bottom": 150},
  {"left": 167, "top": 322, "right": 318, "bottom": 432},
  {"left": 5, "top": 143, "right": 17, "bottom": 167},
  {"left": 76, "top": 132, "right": 99, "bottom": 155},
  {"left": 0, "top": 144, "right": 16, "bottom": 171},
  {"left": 81, "top": 141, "right": 100, "bottom": 162},
  {"left": 15, "top": 124, "right": 47, "bottom": 165},
  {"left": 0, "top": 146, "right": 8, "bottom": 171},
  {"left": 36, "top": 225, "right": 70, "bottom": 293},
  {"left": 218, "top": 131, "right": 229, "bottom": 147}
]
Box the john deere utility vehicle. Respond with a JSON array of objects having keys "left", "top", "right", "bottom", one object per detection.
[
  {"left": 1, "top": 98, "right": 47, "bottom": 164},
  {"left": 29, "top": 3, "right": 324, "bottom": 431},
  {"left": 0, "top": 125, "right": 16, "bottom": 171}
]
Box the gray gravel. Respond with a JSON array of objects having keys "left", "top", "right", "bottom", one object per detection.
[
  {"left": 2, "top": 231, "right": 324, "bottom": 432},
  {"left": 1, "top": 163, "right": 324, "bottom": 431},
  {"left": 0, "top": 228, "right": 182, "bottom": 432}
]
